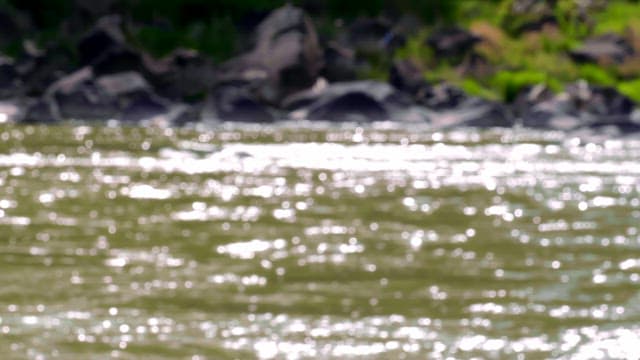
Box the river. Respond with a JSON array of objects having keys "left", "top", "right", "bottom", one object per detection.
[{"left": 1, "top": 122, "right": 639, "bottom": 359}]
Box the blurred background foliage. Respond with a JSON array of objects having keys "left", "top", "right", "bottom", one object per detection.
[{"left": 1, "top": 0, "right": 639, "bottom": 102}]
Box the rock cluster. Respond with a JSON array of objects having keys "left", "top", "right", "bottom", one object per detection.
[{"left": 0, "top": 4, "right": 638, "bottom": 136}]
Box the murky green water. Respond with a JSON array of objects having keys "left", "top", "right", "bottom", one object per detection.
[{"left": 1, "top": 123, "right": 640, "bottom": 359}]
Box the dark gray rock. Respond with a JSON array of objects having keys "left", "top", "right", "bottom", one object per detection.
[
  {"left": 347, "top": 17, "right": 393, "bottom": 53},
  {"left": 430, "top": 98, "right": 513, "bottom": 128},
  {"left": 321, "top": 43, "right": 357, "bottom": 82},
  {"left": 219, "top": 5, "right": 323, "bottom": 104},
  {"left": 389, "top": 58, "right": 427, "bottom": 95},
  {"left": 146, "top": 48, "right": 216, "bottom": 101},
  {"left": 202, "top": 85, "right": 274, "bottom": 123},
  {"left": 426, "top": 27, "right": 481, "bottom": 60},
  {"left": 0, "top": 8, "right": 31, "bottom": 48},
  {"left": 283, "top": 80, "right": 403, "bottom": 110},
  {"left": 566, "top": 81, "right": 634, "bottom": 116},
  {"left": 0, "top": 57, "right": 19, "bottom": 98},
  {"left": 570, "top": 34, "right": 634, "bottom": 64},
  {"left": 96, "top": 71, "right": 150, "bottom": 99},
  {"left": 512, "top": 84, "right": 554, "bottom": 117},
  {"left": 45, "top": 68, "right": 177, "bottom": 123},
  {"left": 120, "top": 94, "right": 169, "bottom": 123},
  {"left": 17, "top": 45, "right": 76, "bottom": 96},
  {"left": 47, "top": 67, "right": 118, "bottom": 121},
  {"left": 501, "top": 0, "right": 557, "bottom": 34},
  {"left": 520, "top": 81, "right": 637, "bottom": 132},
  {"left": 22, "top": 99, "right": 57, "bottom": 124},
  {"left": 77, "top": 15, "right": 126, "bottom": 66},
  {"left": 91, "top": 48, "right": 148, "bottom": 76},
  {"left": 418, "top": 83, "right": 469, "bottom": 110},
  {"left": 284, "top": 80, "right": 415, "bottom": 122},
  {"left": 307, "top": 92, "right": 388, "bottom": 122}
]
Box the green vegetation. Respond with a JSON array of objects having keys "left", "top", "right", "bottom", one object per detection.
[
  {"left": 2, "top": 0, "right": 640, "bottom": 102},
  {"left": 394, "top": 0, "right": 640, "bottom": 102}
]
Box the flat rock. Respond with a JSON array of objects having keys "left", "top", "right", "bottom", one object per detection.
[{"left": 570, "top": 34, "right": 634, "bottom": 64}]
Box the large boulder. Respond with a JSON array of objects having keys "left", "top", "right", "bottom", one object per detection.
[
  {"left": 44, "top": 68, "right": 176, "bottom": 123},
  {"left": 219, "top": 5, "right": 323, "bottom": 104}
]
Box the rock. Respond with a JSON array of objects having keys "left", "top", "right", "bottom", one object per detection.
[
  {"left": 389, "top": 58, "right": 427, "bottom": 95},
  {"left": 307, "top": 92, "right": 389, "bottom": 122},
  {"left": 321, "top": 43, "right": 357, "bottom": 82},
  {"left": 501, "top": 0, "right": 557, "bottom": 34},
  {"left": 429, "top": 98, "right": 512, "bottom": 128},
  {"left": 91, "top": 48, "right": 148, "bottom": 76},
  {"left": 120, "top": 94, "right": 169, "bottom": 123},
  {"left": 0, "top": 8, "right": 30, "bottom": 48},
  {"left": 285, "top": 80, "right": 409, "bottom": 122},
  {"left": 566, "top": 81, "right": 634, "bottom": 116},
  {"left": 202, "top": 85, "right": 274, "bottom": 123},
  {"left": 16, "top": 45, "right": 76, "bottom": 96},
  {"left": 22, "top": 99, "right": 57, "bottom": 124},
  {"left": 283, "top": 80, "right": 402, "bottom": 110},
  {"left": 219, "top": 5, "right": 323, "bottom": 104},
  {"left": 570, "top": 34, "right": 634, "bottom": 64},
  {"left": 0, "top": 57, "right": 19, "bottom": 98},
  {"left": 418, "top": 83, "right": 469, "bottom": 110},
  {"left": 307, "top": 92, "right": 388, "bottom": 122},
  {"left": 521, "top": 109, "right": 582, "bottom": 130},
  {"left": 520, "top": 81, "right": 636, "bottom": 131},
  {"left": 95, "top": 71, "right": 150, "bottom": 99},
  {"left": 45, "top": 68, "right": 177, "bottom": 123},
  {"left": 347, "top": 17, "right": 394, "bottom": 54},
  {"left": 426, "top": 27, "right": 481, "bottom": 60},
  {"left": 512, "top": 84, "right": 554, "bottom": 117},
  {"left": 47, "top": 68, "right": 119, "bottom": 121},
  {"left": 78, "top": 15, "right": 126, "bottom": 65},
  {"left": 146, "top": 49, "right": 216, "bottom": 101}
]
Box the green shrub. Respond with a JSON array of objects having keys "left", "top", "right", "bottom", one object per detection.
[
  {"left": 618, "top": 79, "right": 640, "bottom": 103},
  {"left": 593, "top": 1, "right": 640, "bottom": 34},
  {"left": 459, "top": 78, "right": 499, "bottom": 100},
  {"left": 491, "top": 70, "right": 552, "bottom": 102},
  {"left": 577, "top": 64, "right": 617, "bottom": 86}
]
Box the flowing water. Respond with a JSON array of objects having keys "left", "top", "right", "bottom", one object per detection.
[{"left": 1, "top": 122, "right": 640, "bottom": 359}]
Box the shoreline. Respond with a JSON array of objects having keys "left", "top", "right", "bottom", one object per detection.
[{"left": 0, "top": 2, "right": 638, "bottom": 136}]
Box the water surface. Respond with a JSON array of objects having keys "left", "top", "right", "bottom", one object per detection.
[{"left": 1, "top": 123, "right": 640, "bottom": 359}]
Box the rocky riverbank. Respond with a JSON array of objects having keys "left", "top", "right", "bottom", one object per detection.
[{"left": 1, "top": 2, "right": 639, "bottom": 136}]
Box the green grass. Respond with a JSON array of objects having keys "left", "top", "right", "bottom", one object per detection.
[{"left": 617, "top": 78, "right": 640, "bottom": 102}]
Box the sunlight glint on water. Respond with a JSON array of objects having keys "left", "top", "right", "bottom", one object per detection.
[{"left": 0, "top": 124, "right": 639, "bottom": 359}]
